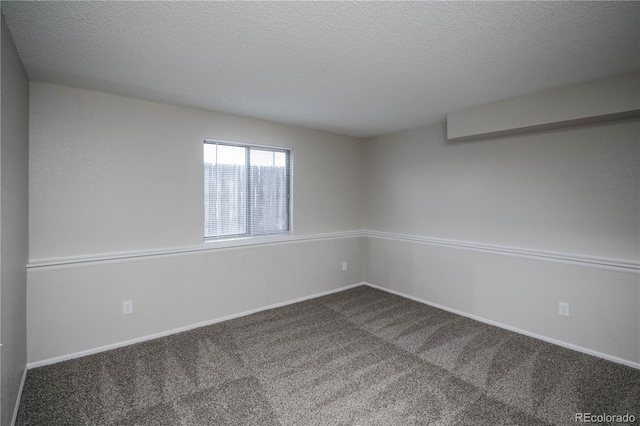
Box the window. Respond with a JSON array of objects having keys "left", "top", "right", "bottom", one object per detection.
[{"left": 204, "top": 140, "right": 291, "bottom": 240}]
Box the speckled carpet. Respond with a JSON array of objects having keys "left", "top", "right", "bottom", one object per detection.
[{"left": 17, "top": 285, "right": 640, "bottom": 425}]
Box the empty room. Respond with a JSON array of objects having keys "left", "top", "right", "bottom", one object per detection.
[{"left": 1, "top": 1, "right": 639, "bottom": 425}]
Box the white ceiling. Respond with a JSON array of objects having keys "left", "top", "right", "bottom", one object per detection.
[{"left": 3, "top": 1, "right": 639, "bottom": 138}]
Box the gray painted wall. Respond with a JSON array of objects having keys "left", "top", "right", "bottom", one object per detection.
[
  {"left": 364, "top": 118, "right": 639, "bottom": 363},
  {"left": 29, "top": 83, "right": 365, "bottom": 260},
  {"left": 24, "top": 71, "right": 640, "bottom": 368},
  {"left": 366, "top": 120, "right": 639, "bottom": 259},
  {"left": 447, "top": 72, "right": 640, "bottom": 141},
  {"left": 1, "top": 12, "right": 29, "bottom": 426},
  {"left": 27, "top": 82, "right": 365, "bottom": 364}
]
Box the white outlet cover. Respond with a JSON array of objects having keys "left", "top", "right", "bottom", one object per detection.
[
  {"left": 123, "top": 300, "right": 133, "bottom": 315},
  {"left": 558, "top": 302, "right": 569, "bottom": 317}
]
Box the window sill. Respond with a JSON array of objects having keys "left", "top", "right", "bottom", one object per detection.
[{"left": 203, "top": 233, "right": 294, "bottom": 250}]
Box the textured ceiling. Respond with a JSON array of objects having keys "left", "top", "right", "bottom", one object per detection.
[{"left": 3, "top": 1, "right": 639, "bottom": 138}]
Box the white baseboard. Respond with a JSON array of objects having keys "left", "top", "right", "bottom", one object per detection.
[
  {"left": 27, "top": 282, "right": 365, "bottom": 369},
  {"left": 11, "top": 366, "right": 27, "bottom": 426},
  {"left": 364, "top": 282, "right": 640, "bottom": 370}
]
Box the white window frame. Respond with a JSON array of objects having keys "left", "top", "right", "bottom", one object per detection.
[{"left": 204, "top": 139, "right": 292, "bottom": 242}]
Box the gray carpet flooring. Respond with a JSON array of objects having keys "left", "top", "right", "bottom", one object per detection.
[{"left": 17, "top": 285, "right": 640, "bottom": 425}]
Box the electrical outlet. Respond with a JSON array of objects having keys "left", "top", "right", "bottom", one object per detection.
[
  {"left": 123, "top": 300, "right": 133, "bottom": 315},
  {"left": 342, "top": 261, "right": 348, "bottom": 271},
  {"left": 558, "top": 302, "right": 569, "bottom": 317}
]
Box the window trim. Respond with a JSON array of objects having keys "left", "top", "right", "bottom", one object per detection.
[{"left": 203, "top": 138, "right": 293, "bottom": 242}]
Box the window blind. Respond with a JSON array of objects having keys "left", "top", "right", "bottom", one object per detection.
[{"left": 204, "top": 140, "right": 291, "bottom": 240}]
